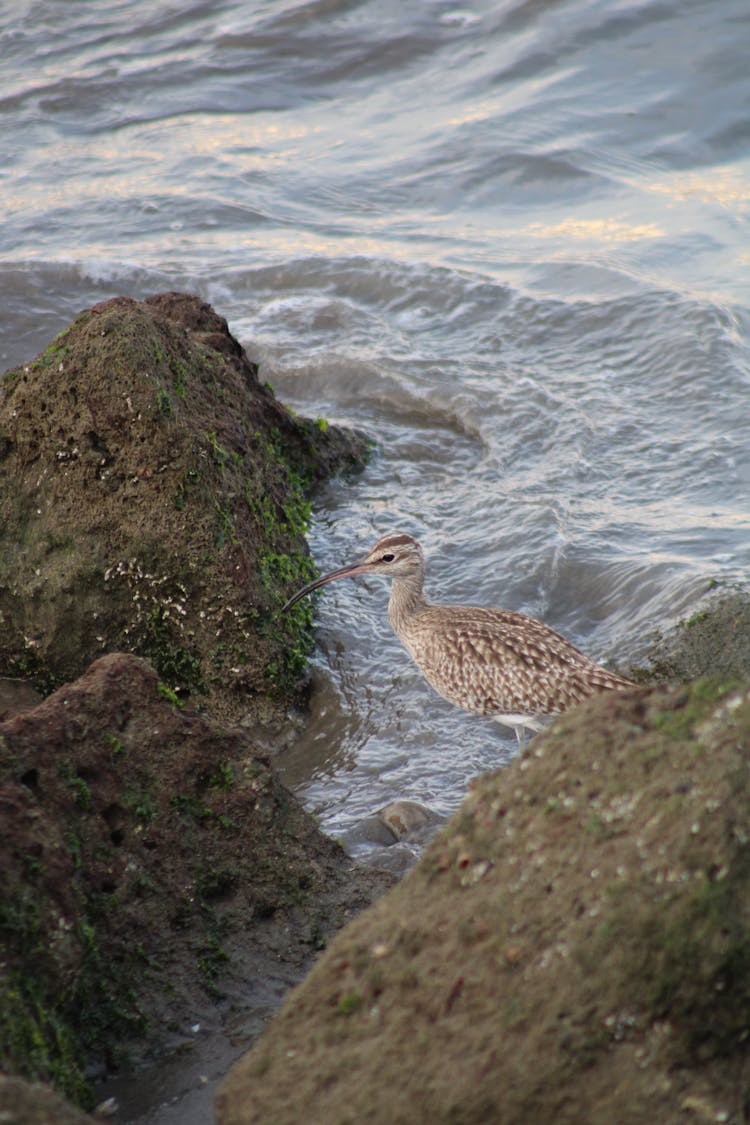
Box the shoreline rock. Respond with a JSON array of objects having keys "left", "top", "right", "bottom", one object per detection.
[
  {"left": 0, "top": 294, "right": 387, "bottom": 1116},
  {"left": 636, "top": 584, "right": 750, "bottom": 685},
  {"left": 0, "top": 1075, "right": 95, "bottom": 1124},
  {"left": 0, "top": 652, "right": 392, "bottom": 1108},
  {"left": 0, "top": 292, "right": 368, "bottom": 723},
  {"left": 217, "top": 676, "right": 750, "bottom": 1124}
]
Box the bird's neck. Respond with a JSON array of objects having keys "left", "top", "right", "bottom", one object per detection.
[{"left": 388, "top": 572, "right": 428, "bottom": 636}]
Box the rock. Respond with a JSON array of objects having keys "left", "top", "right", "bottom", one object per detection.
[
  {"left": 641, "top": 585, "right": 750, "bottom": 684},
  {"left": 0, "top": 1075, "right": 94, "bottom": 1124},
  {"left": 216, "top": 678, "right": 750, "bottom": 1125},
  {"left": 343, "top": 814, "right": 400, "bottom": 848},
  {"left": 0, "top": 676, "right": 42, "bottom": 719},
  {"left": 0, "top": 653, "right": 392, "bottom": 1108},
  {"left": 377, "top": 800, "right": 443, "bottom": 841},
  {"left": 342, "top": 803, "right": 442, "bottom": 851},
  {"left": 341, "top": 803, "right": 447, "bottom": 881},
  {"left": 0, "top": 293, "right": 369, "bottom": 723}
]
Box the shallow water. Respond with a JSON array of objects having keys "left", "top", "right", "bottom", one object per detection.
[{"left": 2, "top": 0, "right": 750, "bottom": 1117}]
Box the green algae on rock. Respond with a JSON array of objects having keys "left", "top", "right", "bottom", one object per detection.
[
  {"left": 0, "top": 653, "right": 391, "bottom": 1108},
  {"left": 639, "top": 585, "right": 750, "bottom": 686},
  {"left": 217, "top": 678, "right": 750, "bottom": 1125},
  {"left": 0, "top": 292, "right": 368, "bottom": 721}
]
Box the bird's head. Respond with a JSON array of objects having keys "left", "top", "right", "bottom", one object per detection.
[{"left": 282, "top": 532, "right": 424, "bottom": 611}]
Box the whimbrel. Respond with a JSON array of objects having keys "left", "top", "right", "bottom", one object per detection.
[{"left": 283, "top": 532, "right": 632, "bottom": 741}]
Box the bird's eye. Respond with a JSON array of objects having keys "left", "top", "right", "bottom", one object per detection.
[{"left": 380, "top": 552, "right": 395, "bottom": 562}]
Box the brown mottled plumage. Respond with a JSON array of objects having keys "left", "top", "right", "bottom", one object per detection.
[{"left": 283, "top": 532, "right": 631, "bottom": 741}]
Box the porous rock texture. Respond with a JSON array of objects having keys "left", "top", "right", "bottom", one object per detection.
[
  {"left": 0, "top": 1074, "right": 94, "bottom": 1125},
  {"left": 0, "top": 292, "right": 367, "bottom": 722},
  {"left": 217, "top": 677, "right": 750, "bottom": 1125},
  {"left": 0, "top": 653, "right": 390, "bottom": 1106}
]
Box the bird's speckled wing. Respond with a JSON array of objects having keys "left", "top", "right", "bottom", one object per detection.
[{"left": 399, "top": 605, "right": 629, "bottom": 717}]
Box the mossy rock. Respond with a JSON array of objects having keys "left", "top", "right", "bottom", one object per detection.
[
  {"left": 0, "top": 292, "right": 368, "bottom": 721},
  {"left": 0, "top": 1075, "right": 94, "bottom": 1124},
  {"left": 639, "top": 585, "right": 750, "bottom": 685},
  {"left": 217, "top": 678, "right": 750, "bottom": 1124},
  {"left": 0, "top": 653, "right": 391, "bottom": 1108}
]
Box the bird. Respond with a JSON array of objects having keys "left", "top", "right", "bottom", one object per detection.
[{"left": 282, "top": 531, "right": 632, "bottom": 742}]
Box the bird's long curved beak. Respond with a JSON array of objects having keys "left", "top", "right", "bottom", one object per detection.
[{"left": 281, "top": 560, "right": 371, "bottom": 612}]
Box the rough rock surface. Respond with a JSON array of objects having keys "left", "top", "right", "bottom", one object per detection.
[
  {"left": 0, "top": 1074, "right": 94, "bottom": 1124},
  {"left": 0, "top": 653, "right": 391, "bottom": 1107},
  {"left": 641, "top": 586, "right": 750, "bottom": 685},
  {"left": 0, "top": 293, "right": 367, "bottom": 722},
  {"left": 217, "top": 677, "right": 750, "bottom": 1125}
]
